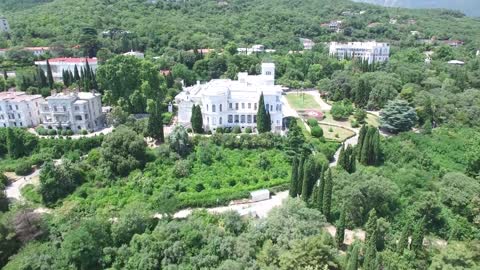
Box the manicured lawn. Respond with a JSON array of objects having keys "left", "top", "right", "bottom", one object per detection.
[
  {"left": 286, "top": 93, "right": 322, "bottom": 110},
  {"left": 319, "top": 124, "right": 356, "bottom": 141},
  {"left": 365, "top": 113, "right": 380, "bottom": 127}
]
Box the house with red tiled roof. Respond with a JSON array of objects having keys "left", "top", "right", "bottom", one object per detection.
[{"left": 34, "top": 57, "right": 98, "bottom": 81}]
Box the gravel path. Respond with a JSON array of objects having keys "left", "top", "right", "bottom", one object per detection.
[{"left": 5, "top": 169, "right": 41, "bottom": 201}]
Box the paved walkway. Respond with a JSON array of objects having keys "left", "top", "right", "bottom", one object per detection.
[
  {"left": 5, "top": 169, "right": 41, "bottom": 201},
  {"left": 28, "top": 127, "right": 114, "bottom": 139}
]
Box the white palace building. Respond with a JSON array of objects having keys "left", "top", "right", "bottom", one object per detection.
[
  {"left": 329, "top": 41, "right": 390, "bottom": 64},
  {"left": 175, "top": 63, "right": 283, "bottom": 132}
]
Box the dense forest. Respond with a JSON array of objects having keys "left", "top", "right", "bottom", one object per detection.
[{"left": 0, "top": 0, "right": 480, "bottom": 269}]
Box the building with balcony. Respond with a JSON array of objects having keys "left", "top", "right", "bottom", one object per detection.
[
  {"left": 175, "top": 63, "right": 283, "bottom": 132},
  {"left": 329, "top": 41, "right": 390, "bottom": 64},
  {"left": 0, "top": 91, "right": 44, "bottom": 128},
  {"left": 40, "top": 90, "right": 104, "bottom": 133},
  {"left": 34, "top": 57, "right": 98, "bottom": 81}
]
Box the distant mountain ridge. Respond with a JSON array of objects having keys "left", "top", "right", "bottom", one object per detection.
[{"left": 353, "top": 0, "right": 480, "bottom": 17}]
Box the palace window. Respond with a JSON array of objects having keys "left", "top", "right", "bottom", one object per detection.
[
  {"left": 247, "top": 115, "right": 252, "bottom": 123},
  {"left": 234, "top": 115, "right": 239, "bottom": 123},
  {"left": 242, "top": 103, "right": 245, "bottom": 109},
  {"left": 248, "top": 103, "right": 251, "bottom": 109},
  {"left": 207, "top": 104, "right": 209, "bottom": 111},
  {"left": 253, "top": 115, "right": 257, "bottom": 123},
  {"left": 228, "top": 115, "right": 233, "bottom": 123},
  {"left": 212, "top": 105, "right": 216, "bottom": 112},
  {"left": 15, "top": 105, "right": 18, "bottom": 110},
  {"left": 266, "top": 71, "right": 272, "bottom": 75},
  {"left": 219, "top": 104, "right": 222, "bottom": 112},
  {"left": 241, "top": 115, "right": 245, "bottom": 123},
  {"left": 270, "top": 105, "right": 273, "bottom": 111},
  {"left": 229, "top": 103, "right": 233, "bottom": 109},
  {"left": 235, "top": 103, "right": 239, "bottom": 110},
  {"left": 254, "top": 103, "right": 257, "bottom": 110},
  {"left": 219, "top": 117, "right": 223, "bottom": 125}
]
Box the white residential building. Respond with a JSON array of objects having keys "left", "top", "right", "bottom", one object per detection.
[
  {"left": 329, "top": 21, "right": 343, "bottom": 32},
  {"left": 34, "top": 57, "right": 98, "bottom": 81},
  {"left": 175, "top": 63, "right": 283, "bottom": 132},
  {"left": 0, "top": 91, "right": 44, "bottom": 128},
  {"left": 237, "top": 45, "right": 276, "bottom": 55},
  {"left": 24, "top": 47, "right": 50, "bottom": 56},
  {"left": 329, "top": 41, "right": 390, "bottom": 64},
  {"left": 40, "top": 90, "right": 104, "bottom": 133},
  {"left": 0, "top": 17, "right": 9, "bottom": 32},
  {"left": 300, "top": 38, "right": 315, "bottom": 50},
  {"left": 123, "top": 50, "right": 144, "bottom": 58}
]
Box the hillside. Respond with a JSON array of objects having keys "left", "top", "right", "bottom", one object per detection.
[
  {"left": 353, "top": 0, "right": 480, "bottom": 17},
  {"left": 1, "top": 0, "right": 480, "bottom": 54}
]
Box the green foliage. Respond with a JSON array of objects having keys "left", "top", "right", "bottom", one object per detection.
[
  {"left": 14, "top": 162, "right": 33, "bottom": 176},
  {"left": 256, "top": 93, "right": 271, "bottom": 133},
  {"left": 289, "top": 157, "right": 299, "bottom": 198},
  {"left": 322, "top": 168, "right": 333, "bottom": 220},
  {"left": 99, "top": 126, "right": 147, "bottom": 178},
  {"left": 39, "top": 160, "right": 84, "bottom": 206},
  {"left": 310, "top": 125, "right": 324, "bottom": 138},
  {"left": 380, "top": 99, "right": 417, "bottom": 134},
  {"left": 168, "top": 125, "right": 191, "bottom": 157},
  {"left": 190, "top": 104, "right": 204, "bottom": 134},
  {"left": 301, "top": 155, "right": 319, "bottom": 202},
  {"left": 331, "top": 100, "right": 354, "bottom": 120},
  {"left": 335, "top": 206, "right": 346, "bottom": 247}
]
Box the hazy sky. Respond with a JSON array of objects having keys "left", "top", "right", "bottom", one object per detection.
[{"left": 353, "top": 0, "right": 480, "bottom": 17}]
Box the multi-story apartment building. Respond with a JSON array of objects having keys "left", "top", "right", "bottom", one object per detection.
[
  {"left": 34, "top": 57, "right": 98, "bottom": 81},
  {"left": 40, "top": 90, "right": 104, "bottom": 133},
  {"left": 300, "top": 38, "right": 315, "bottom": 50},
  {"left": 329, "top": 41, "right": 390, "bottom": 64},
  {"left": 0, "top": 17, "right": 10, "bottom": 32},
  {"left": 0, "top": 91, "right": 44, "bottom": 128},
  {"left": 175, "top": 63, "right": 283, "bottom": 132}
]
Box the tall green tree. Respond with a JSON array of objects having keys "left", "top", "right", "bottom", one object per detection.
[
  {"left": 289, "top": 157, "right": 299, "bottom": 197},
  {"left": 46, "top": 59, "right": 54, "bottom": 89},
  {"left": 190, "top": 104, "right": 203, "bottom": 133},
  {"left": 73, "top": 65, "right": 80, "bottom": 82},
  {"left": 297, "top": 155, "right": 305, "bottom": 196},
  {"left": 146, "top": 99, "right": 164, "bottom": 143},
  {"left": 256, "top": 92, "right": 270, "bottom": 133},
  {"left": 301, "top": 156, "right": 318, "bottom": 201},
  {"left": 411, "top": 216, "right": 425, "bottom": 254},
  {"left": 336, "top": 206, "right": 346, "bottom": 247},
  {"left": 346, "top": 244, "right": 359, "bottom": 270},
  {"left": 322, "top": 168, "right": 333, "bottom": 220},
  {"left": 380, "top": 99, "right": 417, "bottom": 134},
  {"left": 397, "top": 224, "right": 410, "bottom": 253},
  {"left": 316, "top": 165, "right": 326, "bottom": 210},
  {"left": 364, "top": 209, "right": 378, "bottom": 270}
]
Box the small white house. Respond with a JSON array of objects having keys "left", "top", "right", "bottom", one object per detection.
[{"left": 250, "top": 189, "right": 270, "bottom": 202}]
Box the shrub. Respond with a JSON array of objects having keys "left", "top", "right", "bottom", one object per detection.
[
  {"left": 48, "top": 129, "right": 57, "bottom": 136},
  {"left": 216, "top": 127, "right": 224, "bottom": 134},
  {"left": 211, "top": 181, "right": 221, "bottom": 189},
  {"left": 187, "top": 128, "right": 193, "bottom": 133},
  {"left": 328, "top": 127, "right": 333, "bottom": 132},
  {"left": 245, "top": 127, "right": 252, "bottom": 134},
  {"left": 232, "top": 126, "right": 241, "bottom": 134},
  {"left": 228, "top": 179, "right": 237, "bottom": 187},
  {"left": 81, "top": 129, "right": 88, "bottom": 135},
  {"left": 15, "top": 162, "right": 33, "bottom": 176},
  {"left": 195, "top": 183, "right": 205, "bottom": 192},
  {"left": 354, "top": 109, "right": 367, "bottom": 124},
  {"left": 61, "top": 130, "right": 68, "bottom": 136},
  {"left": 351, "top": 120, "right": 360, "bottom": 128},
  {"left": 331, "top": 100, "right": 354, "bottom": 120},
  {"left": 65, "top": 130, "right": 74, "bottom": 136},
  {"left": 173, "top": 160, "right": 192, "bottom": 178},
  {"left": 311, "top": 126, "right": 324, "bottom": 138},
  {"left": 307, "top": 118, "right": 319, "bottom": 127}
]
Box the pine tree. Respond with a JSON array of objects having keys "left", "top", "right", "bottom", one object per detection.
[
  {"left": 297, "top": 155, "right": 305, "bottom": 196},
  {"left": 147, "top": 99, "right": 165, "bottom": 143},
  {"left": 356, "top": 125, "right": 368, "bottom": 158},
  {"left": 190, "top": 104, "right": 203, "bottom": 133},
  {"left": 46, "top": 59, "right": 54, "bottom": 89},
  {"left": 74, "top": 65, "right": 80, "bottom": 82},
  {"left": 397, "top": 224, "right": 410, "bottom": 253},
  {"left": 322, "top": 168, "right": 333, "bottom": 220},
  {"left": 411, "top": 216, "right": 425, "bottom": 254},
  {"left": 289, "top": 157, "right": 299, "bottom": 197},
  {"left": 346, "top": 244, "right": 359, "bottom": 270},
  {"left": 301, "top": 156, "right": 317, "bottom": 201},
  {"left": 336, "top": 206, "right": 347, "bottom": 247},
  {"left": 256, "top": 92, "right": 270, "bottom": 133}
]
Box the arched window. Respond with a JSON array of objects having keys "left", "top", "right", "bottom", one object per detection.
[
  {"left": 212, "top": 105, "right": 216, "bottom": 112},
  {"left": 219, "top": 104, "right": 222, "bottom": 112},
  {"left": 219, "top": 117, "right": 223, "bottom": 125}
]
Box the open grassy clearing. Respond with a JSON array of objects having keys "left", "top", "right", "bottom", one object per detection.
[
  {"left": 286, "top": 93, "right": 322, "bottom": 110},
  {"left": 319, "top": 124, "right": 356, "bottom": 141}
]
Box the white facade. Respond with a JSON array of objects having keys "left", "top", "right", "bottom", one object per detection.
[
  {"left": 0, "top": 91, "right": 44, "bottom": 128},
  {"left": 123, "top": 51, "right": 144, "bottom": 58},
  {"left": 24, "top": 47, "right": 50, "bottom": 56},
  {"left": 34, "top": 58, "right": 98, "bottom": 81},
  {"left": 40, "top": 91, "right": 104, "bottom": 133},
  {"left": 300, "top": 38, "right": 315, "bottom": 50},
  {"left": 237, "top": 45, "right": 276, "bottom": 55},
  {"left": 0, "top": 17, "right": 9, "bottom": 32},
  {"left": 329, "top": 41, "right": 390, "bottom": 64},
  {"left": 175, "top": 63, "right": 283, "bottom": 132}
]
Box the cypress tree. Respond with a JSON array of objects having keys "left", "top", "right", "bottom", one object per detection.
[
  {"left": 411, "top": 216, "right": 425, "bottom": 254},
  {"left": 46, "top": 59, "right": 54, "bottom": 89},
  {"left": 364, "top": 209, "right": 379, "bottom": 270},
  {"left": 297, "top": 155, "right": 305, "bottom": 196},
  {"left": 317, "top": 165, "right": 326, "bottom": 211},
  {"left": 256, "top": 92, "right": 269, "bottom": 133},
  {"left": 266, "top": 109, "right": 271, "bottom": 131},
  {"left": 338, "top": 145, "right": 346, "bottom": 169},
  {"left": 346, "top": 244, "right": 359, "bottom": 270},
  {"left": 289, "top": 157, "right": 299, "bottom": 197},
  {"left": 371, "top": 129, "right": 381, "bottom": 165},
  {"left": 397, "top": 224, "right": 410, "bottom": 253},
  {"left": 365, "top": 209, "right": 378, "bottom": 244},
  {"left": 357, "top": 125, "right": 368, "bottom": 157},
  {"left": 336, "top": 205, "right": 347, "bottom": 247},
  {"left": 74, "top": 65, "right": 80, "bottom": 82},
  {"left": 38, "top": 67, "right": 47, "bottom": 88},
  {"left": 3, "top": 70, "right": 7, "bottom": 80},
  {"left": 346, "top": 145, "right": 356, "bottom": 173},
  {"left": 190, "top": 104, "right": 203, "bottom": 133},
  {"left": 301, "top": 156, "right": 317, "bottom": 201},
  {"left": 363, "top": 242, "right": 377, "bottom": 270},
  {"left": 322, "top": 168, "right": 333, "bottom": 220},
  {"left": 147, "top": 99, "right": 165, "bottom": 143}
]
